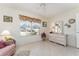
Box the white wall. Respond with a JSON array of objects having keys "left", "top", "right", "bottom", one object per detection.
[
  {"left": 48, "top": 8, "right": 79, "bottom": 47},
  {"left": 0, "top": 7, "right": 48, "bottom": 46}
]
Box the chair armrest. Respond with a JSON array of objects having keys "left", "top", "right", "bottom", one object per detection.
[{"left": 0, "top": 44, "right": 16, "bottom": 56}]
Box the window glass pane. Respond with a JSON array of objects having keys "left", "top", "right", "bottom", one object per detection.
[
  {"left": 32, "top": 22, "right": 41, "bottom": 35},
  {"left": 20, "top": 21, "right": 31, "bottom": 36}
]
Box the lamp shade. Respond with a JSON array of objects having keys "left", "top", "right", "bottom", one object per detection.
[{"left": 1, "top": 30, "right": 11, "bottom": 36}]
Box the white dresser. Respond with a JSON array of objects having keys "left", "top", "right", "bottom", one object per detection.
[{"left": 49, "top": 33, "right": 67, "bottom": 46}]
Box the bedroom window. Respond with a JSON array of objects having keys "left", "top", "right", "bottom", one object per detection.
[
  {"left": 20, "top": 21, "right": 31, "bottom": 36},
  {"left": 19, "top": 15, "right": 41, "bottom": 36},
  {"left": 32, "top": 22, "right": 41, "bottom": 35}
]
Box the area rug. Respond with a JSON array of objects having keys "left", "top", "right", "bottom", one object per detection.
[{"left": 14, "top": 50, "right": 30, "bottom": 56}]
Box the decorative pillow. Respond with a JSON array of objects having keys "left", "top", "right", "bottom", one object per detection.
[
  {"left": 0, "top": 35, "right": 16, "bottom": 46},
  {"left": 0, "top": 40, "right": 6, "bottom": 49},
  {"left": 4, "top": 35, "right": 14, "bottom": 41},
  {"left": 4, "top": 39, "right": 15, "bottom": 46}
]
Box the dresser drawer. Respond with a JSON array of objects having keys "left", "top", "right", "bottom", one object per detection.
[{"left": 49, "top": 33, "right": 66, "bottom": 46}]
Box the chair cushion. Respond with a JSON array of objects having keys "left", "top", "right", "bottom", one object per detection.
[{"left": 4, "top": 39, "right": 15, "bottom": 46}]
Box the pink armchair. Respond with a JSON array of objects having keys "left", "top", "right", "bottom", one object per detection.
[
  {"left": 0, "top": 31, "right": 16, "bottom": 56},
  {"left": 0, "top": 44, "right": 16, "bottom": 56}
]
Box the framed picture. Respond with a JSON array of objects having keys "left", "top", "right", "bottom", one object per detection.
[
  {"left": 42, "top": 21, "right": 47, "bottom": 27},
  {"left": 3, "top": 16, "right": 13, "bottom": 22}
]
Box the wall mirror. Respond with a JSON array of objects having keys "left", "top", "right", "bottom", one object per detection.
[{"left": 68, "top": 19, "right": 75, "bottom": 24}]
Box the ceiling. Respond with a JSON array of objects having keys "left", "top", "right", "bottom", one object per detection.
[{"left": 0, "top": 3, "right": 79, "bottom": 18}]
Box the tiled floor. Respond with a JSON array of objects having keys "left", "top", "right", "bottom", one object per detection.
[{"left": 15, "top": 41, "right": 79, "bottom": 56}]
